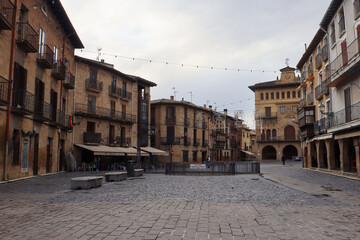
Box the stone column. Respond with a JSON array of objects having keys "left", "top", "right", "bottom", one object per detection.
[
  {"left": 315, "top": 141, "right": 322, "bottom": 168},
  {"left": 325, "top": 140, "right": 335, "bottom": 170},
  {"left": 338, "top": 139, "right": 350, "bottom": 173},
  {"left": 354, "top": 137, "right": 360, "bottom": 176}
]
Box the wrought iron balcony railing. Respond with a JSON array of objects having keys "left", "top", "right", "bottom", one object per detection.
[
  {"left": 83, "top": 132, "right": 102, "bottom": 144},
  {"left": 315, "top": 53, "right": 322, "bottom": 69},
  {"left": 16, "top": 22, "right": 38, "bottom": 52},
  {"left": 257, "top": 135, "right": 299, "bottom": 142},
  {"left": 230, "top": 141, "right": 240, "bottom": 147},
  {"left": 114, "top": 137, "right": 131, "bottom": 147},
  {"left": 108, "top": 85, "right": 121, "bottom": 98},
  {"left": 0, "top": 0, "right": 15, "bottom": 30},
  {"left": 12, "top": 89, "right": 35, "bottom": 114},
  {"left": 37, "top": 44, "right": 54, "bottom": 69},
  {"left": 120, "top": 89, "right": 132, "bottom": 101},
  {"left": 63, "top": 72, "right": 75, "bottom": 89},
  {"left": 327, "top": 101, "right": 360, "bottom": 128},
  {"left": 166, "top": 115, "right": 176, "bottom": 124},
  {"left": 193, "top": 138, "right": 200, "bottom": 146},
  {"left": 75, "top": 103, "right": 136, "bottom": 123},
  {"left": 183, "top": 137, "right": 191, "bottom": 146},
  {"left": 322, "top": 45, "right": 329, "bottom": 61},
  {"left": 202, "top": 140, "right": 209, "bottom": 147},
  {"left": 184, "top": 117, "right": 190, "bottom": 126},
  {"left": 85, "top": 78, "right": 103, "bottom": 92},
  {"left": 315, "top": 78, "right": 330, "bottom": 99},
  {"left": 160, "top": 137, "right": 180, "bottom": 145},
  {"left": 52, "top": 60, "right": 66, "bottom": 80},
  {"left": 300, "top": 71, "right": 307, "bottom": 83},
  {"left": 256, "top": 112, "right": 277, "bottom": 119},
  {"left": 307, "top": 91, "right": 314, "bottom": 105},
  {"left": 314, "top": 118, "right": 331, "bottom": 133},
  {"left": 0, "top": 76, "right": 9, "bottom": 106},
  {"left": 307, "top": 62, "right": 313, "bottom": 76}
]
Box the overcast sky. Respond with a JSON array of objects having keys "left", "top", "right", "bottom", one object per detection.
[{"left": 62, "top": 0, "right": 330, "bottom": 128}]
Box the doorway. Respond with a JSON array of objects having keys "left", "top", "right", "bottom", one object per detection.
[{"left": 33, "top": 134, "right": 39, "bottom": 175}]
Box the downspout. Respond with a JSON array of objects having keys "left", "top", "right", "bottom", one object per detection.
[
  {"left": 4, "top": 0, "right": 18, "bottom": 181},
  {"left": 72, "top": 61, "right": 77, "bottom": 152}
]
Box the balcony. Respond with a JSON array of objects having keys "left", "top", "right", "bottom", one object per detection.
[
  {"left": 300, "top": 71, "right": 307, "bottom": 84},
  {"left": 34, "top": 100, "right": 52, "bottom": 122},
  {"left": 298, "top": 105, "right": 315, "bottom": 129},
  {"left": 115, "top": 137, "right": 131, "bottom": 147},
  {"left": 63, "top": 72, "right": 75, "bottom": 89},
  {"left": 256, "top": 135, "right": 299, "bottom": 143},
  {"left": 314, "top": 118, "right": 331, "bottom": 134},
  {"left": 0, "top": 0, "right": 15, "bottom": 30},
  {"left": 37, "top": 44, "right": 54, "bottom": 69},
  {"left": 0, "top": 77, "right": 9, "bottom": 106},
  {"left": 194, "top": 120, "right": 201, "bottom": 128},
  {"left": 230, "top": 140, "right": 239, "bottom": 147},
  {"left": 52, "top": 61, "right": 66, "bottom": 80},
  {"left": 16, "top": 22, "right": 38, "bottom": 53},
  {"left": 307, "top": 91, "right": 314, "bottom": 105},
  {"left": 108, "top": 86, "right": 121, "bottom": 98},
  {"left": 120, "top": 89, "right": 132, "bottom": 101},
  {"left": 183, "top": 137, "right": 191, "bottom": 146},
  {"left": 83, "top": 132, "right": 102, "bottom": 145},
  {"left": 315, "top": 78, "right": 330, "bottom": 100},
  {"left": 300, "top": 98, "right": 307, "bottom": 108},
  {"left": 12, "top": 89, "right": 35, "bottom": 115},
  {"left": 326, "top": 37, "right": 360, "bottom": 87},
  {"left": 327, "top": 101, "right": 360, "bottom": 129},
  {"left": 202, "top": 140, "right": 209, "bottom": 147},
  {"left": 256, "top": 112, "right": 277, "bottom": 119},
  {"left": 307, "top": 63, "right": 313, "bottom": 76},
  {"left": 322, "top": 45, "right": 329, "bottom": 62},
  {"left": 85, "top": 79, "right": 103, "bottom": 93},
  {"left": 160, "top": 137, "right": 180, "bottom": 145},
  {"left": 193, "top": 138, "right": 200, "bottom": 146},
  {"left": 166, "top": 115, "right": 176, "bottom": 125},
  {"left": 202, "top": 121, "right": 208, "bottom": 129},
  {"left": 75, "top": 103, "right": 136, "bottom": 124},
  {"left": 315, "top": 53, "right": 322, "bottom": 69}
]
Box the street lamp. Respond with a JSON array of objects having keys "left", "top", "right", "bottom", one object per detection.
[{"left": 319, "top": 102, "right": 325, "bottom": 115}]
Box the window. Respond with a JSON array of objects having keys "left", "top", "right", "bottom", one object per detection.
[
  {"left": 338, "top": 7, "right": 345, "bottom": 35},
  {"left": 111, "top": 76, "right": 116, "bottom": 89},
  {"left": 122, "top": 104, "right": 126, "bottom": 119},
  {"left": 122, "top": 81, "right": 127, "bottom": 97},
  {"left": 89, "top": 69, "right": 97, "bottom": 83},
  {"left": 280, "top": 106, "right": 286, "bottom": 114},
  {"left": 281, "top": 92, "right": 285, "bottom": 99},
  {"left": 265, "top": 93, "right": 269, "bottom": 100},
  {"left": 318, "top": 71, "right": 323, "bottom": 84},
  {"left": 141, "top": 101, "right": 148, "bottom": 121},
  {"left": 88, "top": 95, "right": 96, "bottom": 113},
  {"left": 183, "top": 151, "right": 188, "bottom": 162},
  {"left": 87, "top": 121, "right": 95, "bottom": 133},
  {"left": 110, "top": 101, "right": 115, "bottom": 116},
  {"left": 298, "top": 91, "right": 301, "bottom": 98},
  {"left": 192, "top": 151, "right": 197, "bottom": 162},
  {"left": 265, "top": 107, "right": 271, "bottom": 117},
  {"left": 287, "top": 91, "right": 290, "bottom": 98},
  {"left": 38, "top": 28, "right": 45, "bottom": 55},
  {"left": 330, "top": 22, "right": 336, "bottom": 46},
  {"left": 53, "top": 45, "right": 58, "bottom": 63},
  {"left": 276, "top": 92, "right": 279, "bottom": 99},
  {"left": 292, "top": 91, "right": 296, "bottom": 98},
  {"left": 271, "top": 92, "right": 274, "bottom": 99},
  {"left": 355, "top": 0, "right": 360, "bottom": 19},
  {"left": 292, "top": 106, "right": 298, "bottom": 113},
  {"left": 260, "top": 93, "right": 264, "bottom": 100},
  {"left": 21, "top": 139, "right": 29, "bottom": 171}
]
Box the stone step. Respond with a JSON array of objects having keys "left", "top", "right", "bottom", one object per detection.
[
  {"left": 105, "top": 172, "right": 127, "bottom": 182},
  {"left": 70, "top": 176, "right": 103, "bottom": 190}
]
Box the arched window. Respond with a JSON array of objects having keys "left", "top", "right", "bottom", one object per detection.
[
  {"left": 284, "top": 125, "right": 296, "bottom": 140},
  {"left": 276, "top": 92, "right": 279, "bottom": 99},
  {"left": 271, "top": 92, "right": 274, "bottom": 99},
  {"left": 260, "top": 93, "right": 264, "bottom": 100},
  {"left": 266, "top": 129, "right": 271, "bottom": 140},
  {"left": 298, "top": 91, "right": 301, "bottom": 98},
  {"left": 292, "top": 91, "right": 296, "bottom": 98},
  {"left": 287, "top": 91, "right": 290, "bottom": 98},
  {"left": 272, "top": 129, "right": 277, "bottom": 139},
  {"left": 265, "top": 93, "right": 269, "bottom": 100},
  {"left": 282, "top": 92, "right": 285, "bottom": 98}
]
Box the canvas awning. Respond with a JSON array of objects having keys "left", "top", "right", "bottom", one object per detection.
[
  {"left": 139, "top": 147, "right": 168, "bottom": 156},
  {"left": 75, "top": 144, "right": 125, "bottom": 156},
  {"left": 75, "top": 144, "right": 149, "bottom": 156},
  {"left": 309, "top": 133, "right": 333, "bottom": 142},
  {"left": 241, "top": 150, "right": 254, "bottom": 155}
]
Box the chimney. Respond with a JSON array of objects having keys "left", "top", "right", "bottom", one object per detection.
[
  {"left": 170, "top": 96, "right": 174, "bottom": 101},
  {"left": 203, "top": 104, "right": 206, "bottom": 108},
  {"left": 224, "top": 109, "right": 227, "bottom": 115},
  {"left": 101, "top": 59, "right": 105, "bottom": 63},
  {"left": 209, "top": 105, "right": 212, "bottom": 110}
]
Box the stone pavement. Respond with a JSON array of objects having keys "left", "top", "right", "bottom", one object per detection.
[{"left": 0, "top": 163, "right": 359, "bottom": 240}]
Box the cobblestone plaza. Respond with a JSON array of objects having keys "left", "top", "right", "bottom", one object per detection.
[{"left": 1, "top": 162, "right": 360, "bottom": 239}]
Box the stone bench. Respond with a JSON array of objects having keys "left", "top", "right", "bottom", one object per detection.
[
  {"left": 70, "top": 176, "right": 103, "bottom": 190},
  {"left": 105, "top": 172, "right": 127, "bottom": 182},
  {"left": 134, "top": 169, "right": 144, "bottom": 177}
]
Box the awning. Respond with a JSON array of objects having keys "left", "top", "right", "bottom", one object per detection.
[
  {"left": 334, "top": 130, "right": 360, "bottom": 140},
  {"left": 309, "top": 133, "right": 333, "bottom": 142},
  {"left": 75, "top": 144, "right": 149, "bottom": 156},
  {"left": 241, "top": 150, "right": 254, "bottom": 155},
  {"left": 75, "top": 144, "right": 125, "bottom": 156},
  {"left": 139, "top": 147, "right": 168, "bottom": 156}
]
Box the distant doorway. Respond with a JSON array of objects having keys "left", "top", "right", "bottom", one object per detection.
[
  {"left": 262, "top": 145, "right": 276, "bottom": 160},
  {"left": 283, "top": 145, "right": 298, "bottom": 160}
]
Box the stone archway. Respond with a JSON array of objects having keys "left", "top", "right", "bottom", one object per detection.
[
  {"left": 283, "top": 145, "right": 298, "bottom": 160},
  {"left": 310, "top": 142, "right": 317, "bottom": 168},
  {"left": 262, "top": 145, "right": 277, "bottom": 160}
]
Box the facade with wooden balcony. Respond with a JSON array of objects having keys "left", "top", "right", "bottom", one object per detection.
[
  {"left": 73, "top": 56, "right": 156, "bottom": 165},
  {"left": 249, "top": 67, "right": 301, "bottom": 161},
  {"left": 0, "top": 0, "right": 83, "bottom": 180}
]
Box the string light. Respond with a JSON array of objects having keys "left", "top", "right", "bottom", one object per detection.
[{"left": 78, "top": 49, "right": 277, "bottom": 74}]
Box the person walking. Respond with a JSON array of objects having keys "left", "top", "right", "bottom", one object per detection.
[{"left": 281, "top": 155, "right": 286, "bottom": 165}]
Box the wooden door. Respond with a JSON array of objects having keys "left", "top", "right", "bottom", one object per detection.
[
  {"left": 265, "top": 107, "right": 271, "bottom": 117},
  {"left": 341, "top": 40, "right": 348, "bottom": 66},
  {"left": 46, "top": 138, "right": 52, "bottom": 173},
  {"left": 345, "top": 87, "right": 351, "bottom": 122},
  {"left": 284, "top": 126, "right": 295, "bottom": 140},
  {"left": 33, "top": 134, "right": 39, "bottom": 175},
  {"left": 167, "top": 126, "right": 174, "bottom": 143}
]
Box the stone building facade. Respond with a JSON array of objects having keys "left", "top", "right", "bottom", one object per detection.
[
  {"left": 73, "top": 56, "right": 156, "bottom": 166},
  {"left": 0, "top": 0, "right": 83, "bottom": 180},
  {"left": 298, "top": 0, "right": 360, "bottom": 177},
  {"left": 249, "top": 67, "right": 301, "bottom": 161}
]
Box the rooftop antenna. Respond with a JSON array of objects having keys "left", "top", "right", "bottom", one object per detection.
[
  {"left": 189, "top": 92, "right": 193, "bottom": 102},
  {"left": 172, "top": 87, "right": 178, "bottom": 100},
  {"left": 96, "top": 47, "right": 102, "bottom": 61}
]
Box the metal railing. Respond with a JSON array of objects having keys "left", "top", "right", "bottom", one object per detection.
[
  {"left": 63, "top": 72, "right": 75, "bottom": 89},
  {"left": 328, "top": 101, "right": 360, "bottom": 128},
  {"left": 307, "top": 90, "right": 314, "bottom": 104},
  {"left": 322, "top": 45, "right": 329, "bottom": 61},
  {"left": 160, "top": 137, "right": 180, "bottom": 145},
  {"left": 52, "top": 61, "right": 66, "bottom": 80},
  {"left": 85, "top": 78, "right": 103, "bottom": 92},
  {"left": 300, "top": 98, "right": 307, "bottom": 108},
  {"left": 120, "top": 89, "right": 132, "bottom": 100},
  {"left": 83, "top": 132, "right": 102, "bottom": 144},
  {"left": 37, "top": 44, "right": 54, "bottom": 69},
  {"left": 202, "top": 140, "right": 209, "bottom": 147},
  {"left": 0, "top": 77, "right": 9, "bottom": 105},
  {"left": 166, "top": 115, "right": 176, "bottom": 124},
  {"left": 314, "top": 118, "right": 331, "bottom": 133},
  {"left": 300, "top": 71, "right": 307, "bottom": 83},
  {"left": 307, "top": 62, "right": 313, "bottom": 76},
  {"left": 193, "top": 138, "right": 200, "bottom": 146},
  {"left": 12, "top": 89, "right": 35, "bottom": 113},
  {"left": 16, "top": 22, "right": 38, "bottom": 52},
  {"left": 257, "top": 135, "right": 299, "bottom": 142},
  {"left": 114, "top": 137, "right": 131, "bottom": 147},
  {"left": 0, "top": 0, "right": 15, "bottom": 30},
  {"left": 256, "top": 112, "right": 277, "bottom": 119},
  {"left": 183, "top": 137, "right": 191, "bottom": 146},
  {"left": 230, "top": 141, "right": 239, "bottom": 147},
  {"left": 165, "top": 161, "right": 260, "bottom": 175},
  {"left": 315, "top": 52, "right": 322, "bottom": 69},
  {"left": 202, "top": 121, "right": 208, "bottom": 129},
  {"left": 184, "top": 117, "right": 190, "bottom": 126},
  {"left": 315, "top": 78, "right": 330, "bottom": 99},
  {"left": 108, "top": 85, "right": 121, "bottom": 98},
  {"left": 75, "top": 103, "right": 136, "bottom": 123}
]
